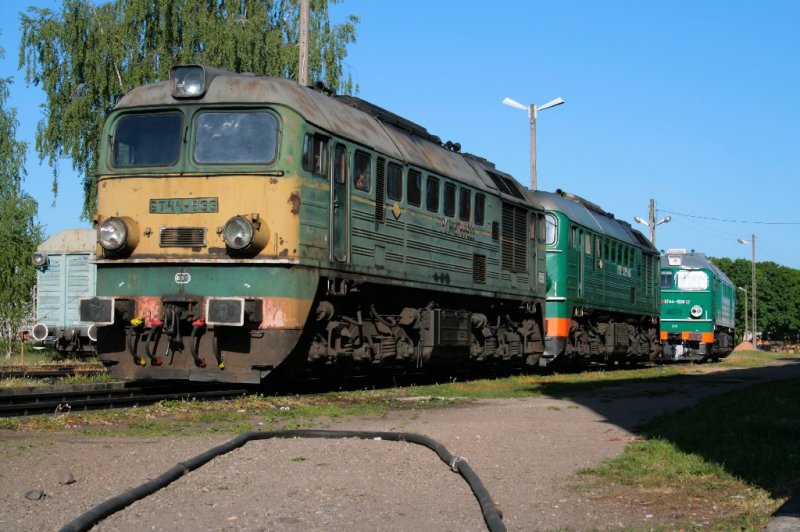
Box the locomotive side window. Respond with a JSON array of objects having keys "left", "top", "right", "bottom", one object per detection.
[
  {"left": 354, "top": 151, "right": 371, "bottom": 191},
  {"left": 426, "top": 176, "right": 440, "bottom": 212},
  {"left": 113, "top": 113, "right": 182, "bottom": 167},
  {"left": 474, "top": 194, "right": 485, "bottom": 225},
  {"left": 407, "top": 170, "right": 422, "bottom": 207},
  {"left": 387, "top": 162, "right": 402, "bottom": 201},
  {"left": 459, "top": 188, "right": 471, "bottom": 221},
  {"left": 544, "top": 213, "right": 557, "bottom": 245},
  {"left": 660, "top": 270, "right": 674, "bottom": 289},
  {"left": 301, "top": 132, "right": 329, "bottom": 177},
  {"left": 584, "top": 233, "right": 592, "bottom": 255},
  {"left": 333, "top": 144, "right": 347, "bottom": 184},
  {"left": 444, "top": 182, "right": 456, "bottom": 217},
  {"left": 195, "top": 111, "right": 279, "bottom": 164}
]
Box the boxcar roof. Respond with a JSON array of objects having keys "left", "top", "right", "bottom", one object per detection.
[
  {"left": 660, "top": 251, "right": 733, "bottom": 285},
  {"left": 114, "top": 68, "right": 534, "bottom": 205},
  {"left": 38, "top": 229, "right": 96, "bottom": 253},
  {"left": 533, "top": 189, "right": 656, "bottom": 252}
]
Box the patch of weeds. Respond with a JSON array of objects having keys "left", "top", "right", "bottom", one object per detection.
[
  {"left": 291, "top": 456, "right": 306, "bottom": 462},
  {"left": 0, "top": 418, "right": 20, "bottom": 430},
  {"left": 547, "top": 405, "right": 561, "bottom": 411},
  {"left": 575, "top": 377, "right": 800, "bottom": 529}
]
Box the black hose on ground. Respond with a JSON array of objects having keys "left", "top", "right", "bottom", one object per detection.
[{"left": 59, "top": 429, "right": 505, "bottom": 532}]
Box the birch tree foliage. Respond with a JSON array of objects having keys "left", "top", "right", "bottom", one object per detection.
[
  {"left": 0, "top": 45, "right": 42, "bottom": 358},
  {"left": 19, "top": 0, "right": 359, "bottom": 219}
]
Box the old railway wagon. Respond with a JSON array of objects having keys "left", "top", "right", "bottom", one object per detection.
[
  {"left": 80, "top": 65, "right": 548, "bottom": 383},
  {"left": 659, "top": 249, "right": 735, "bottom": 361},
  {"left": 534, "top": 190, "right": 661, "bottom": 367},
  {"left": 31, "top": 229, "right": 98, "bottom": 355}
]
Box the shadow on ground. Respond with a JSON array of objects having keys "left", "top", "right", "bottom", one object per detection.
[{"left": 536, "top": 359, "right": 800, "bottom": 499}]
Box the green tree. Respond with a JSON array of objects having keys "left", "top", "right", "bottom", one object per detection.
[
  {"left": 713, "top": 257, "right": 800, "bottom": 342},
  {"left": 19, "top": 0, "right": 359, "bottom": 219},
  {"left": 0, "top": 45, "right": 42, "bottom": 358}
]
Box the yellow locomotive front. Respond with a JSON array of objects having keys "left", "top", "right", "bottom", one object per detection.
[{"left": 81, "top": 66, "right": 321, "bottom": 383}]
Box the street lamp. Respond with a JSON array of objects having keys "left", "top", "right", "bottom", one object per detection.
[
  {"left": 634, "top": 198, "right": 671, "bottom": 245},
  {"left": 738, "top": 235, "right": 757, "bottom": 346},
  {"left": 502, "top": 95, "right": 565, "bottom": 191},
  {"left": 737, "top": 286, "right": 749, "bottom": 343}
]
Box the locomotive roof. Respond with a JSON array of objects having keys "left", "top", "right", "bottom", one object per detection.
[
  {"left": 660, "top": 251, "right": 733, "bottom": 285},
  {"left": 533, "top": 189, "right": 657, "bottom": 253},
  {"left": 114, "top": 68, "right": 536, "bottom": 207},
  {"left": 37, "top": 229, "right": 96, "bottom": 253}
]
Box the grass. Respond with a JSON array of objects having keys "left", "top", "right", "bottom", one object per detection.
[{"left": 576, "top": 375, "right": 800, "bottom": 529}]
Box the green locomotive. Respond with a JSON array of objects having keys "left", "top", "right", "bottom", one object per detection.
[
  {"left": 80, "top": 65, "right": 548, "bottom": 383},
  {"left": 659, "top": 249, "right": 735, "bottom": 361},
  {"left": 534, "top": 190, "right": 661, "bottom": 367}
]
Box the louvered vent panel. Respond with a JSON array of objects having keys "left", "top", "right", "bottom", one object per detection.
[
  {"left": 492, "top": 222, "right": 499, "bottom": 240},
  {"left": 501, "top": 203, "right": 527, "bottom": 272},
  {"left": 473, "top": 254, "right": 487, "bottom": 284},
  {"left": 375, "top": 157, "right": 386, "bottom": 222},
  {"left": 630, "top": 287, "right": 636, "bottom": 304},
  {"left": 160, "top": 227, "right": 206, "bottom": 248}
]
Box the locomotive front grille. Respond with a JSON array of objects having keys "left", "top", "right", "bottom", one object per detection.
[{"left": 160, "top": 227, "right": 206, "bottom": 247}]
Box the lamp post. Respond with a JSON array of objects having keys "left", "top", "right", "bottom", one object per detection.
[
  {"left": 737, "top": 286, "right": 749, "bottom": 343},
  {"left": 634, "top": 198, "right": 671, "bottom": 245},
  {"left": 502, "top": 95, "right": 564, "bottom": 191},
  {"left": 737, "top": 235, "right": 757, "bottom": 346}
]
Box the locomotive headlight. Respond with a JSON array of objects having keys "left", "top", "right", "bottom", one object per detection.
[
  {"left": 32, "top": 252, "right": 48, "bottom": 269},
  {"left": 222, "top": 214, "right": 269, "bottom": 254},
  {"left": 98, "top": 216, "right": 139, "bottom": 254},
  {"left": 223, "top": 216, "right": 254, "bottom": 250},
  {"left": 690, "top": 305, "right": 703, "bottom": 318},
  {"left": 171, "top": 65, "right": 207, "bottom": 98}
]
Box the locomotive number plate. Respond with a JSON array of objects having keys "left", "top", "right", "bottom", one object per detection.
[{"left": 149, "top": 197, "right": 219, "bottom": 214}]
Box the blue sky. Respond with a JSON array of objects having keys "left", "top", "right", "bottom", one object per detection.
[{"left": 2, "top": 1, "right": 799, "bottom": 267}]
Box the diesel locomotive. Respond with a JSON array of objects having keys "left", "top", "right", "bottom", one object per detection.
[
  {"left": 534, "top": 190, "right": 661, "bottom": 367},
  {"left": 80, "top": 65, "right": 549, "bottom": 383},
  {"left": 659, "top": 249, "right": 735, "bottom": 361}
]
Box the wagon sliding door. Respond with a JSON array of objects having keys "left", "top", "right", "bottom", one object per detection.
[{"left": 330, "top": 143, "right": 349, "bottom": 262}]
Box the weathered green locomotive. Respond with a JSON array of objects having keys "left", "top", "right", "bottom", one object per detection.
[
  {"left": 659, "top": 249, "right": 735, "bottom": 361},
  {"left": 533, "top": 190, "right": 661, "bottom": 367},
  {"left": 80, "top": 65, "right": 548, "bottom": 383}
]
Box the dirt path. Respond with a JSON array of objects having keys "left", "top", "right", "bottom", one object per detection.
[{"left": 1, "top": 360, "right": 798, "bottom": 531}]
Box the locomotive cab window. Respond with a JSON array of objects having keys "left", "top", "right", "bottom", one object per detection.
[
  {"left": 660, "top": 270, "right": 674, "bottom": 289},
  {"left": 195, "top": 111, "right": 279, "bottom": 164},
  {"left": 676, "top": 270, "right": 709, "bottom": 290},
  {"left": 113, "top": 112, "right": 182, "bottom": 167},
  {"left": 474, "top": 194, "right": 485, "bottom": 225},
  {"left": 302, "top": 133, "right": 329, "bottom": 177},
  {"left": 545, "top": 213, "right": 557, "bottom": 245},
  {"left": 426, "top": 176, "right": 440, "bottom": 212},
  {"left": 333, "top": 144, "right": 347, "bottom": 184},
  {"left": 444, "top": 182, "right": 457, "bottom": 217},
  {"left": 354, "top": 151, "right": 371, "bottom": 191},
  {"left": 387, "top": 162, "right": 402, "bottom": 201},
  {"left": 459, "top": 188, "right": 471, "bottom": 222},
  {"left": 407, "top": 169, "right": 422, "bottom": 207}
]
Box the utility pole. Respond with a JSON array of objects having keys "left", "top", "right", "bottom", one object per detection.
[
  {"left": 738, "top": 286, "right": 748, "bottom": 342},
  {"left": 738, "top": 235, "right": 758, "bottom": 345},
  {"left": 751, "top": 234, "right": 757, "bottom": 345},
  {"left": 634, "top": 199, "right": 671, "bottom": 245},
  {"left": 298, "top": 0, "right": 310, "bottom": 86}
]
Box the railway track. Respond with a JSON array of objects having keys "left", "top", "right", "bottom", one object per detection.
[
  {"left": 0, "top": 385, "right": 251, "bottom": 417},
  {"left": 0, "top": 364, "right": 106, "bottom": 380}
]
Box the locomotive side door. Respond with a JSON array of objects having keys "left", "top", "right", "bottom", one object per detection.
[{"left": 330, "top": 143, "right": 349, "bottom": 262}]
